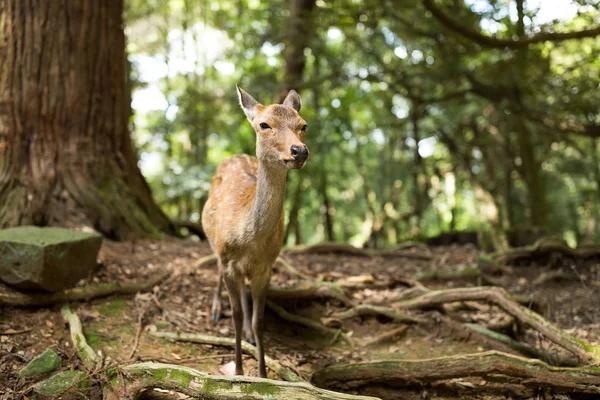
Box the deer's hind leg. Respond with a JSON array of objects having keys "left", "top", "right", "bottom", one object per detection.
[
  {"left": 240, "top": 282, "right": 255, "bottom": 345},
  {"left": 211, "top": 266, "right": 224, "bottom": 321},
  {"left": 250, "top": 270, "right": 271, "bottom": 378}
]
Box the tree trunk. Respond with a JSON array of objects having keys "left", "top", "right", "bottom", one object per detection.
[
  {"left": 284, "top": 177, "right": 303, "bottom": 244},
  {"left": 0, "top": 0, "right": 175, "bottom": 240},
  {"left": 592, "top": 138, "right": 600, "bottom": 242},
  {"left": 321, "top": 172, "right": 335, "bottom": 242},
  {"left": 410, "top": 105, "right": 426, "bottom": 234},
  {"left": 514, "top": 0, "right": 548, "bottom": 229},
  {"left": 278, "top": 0, "right": 317, "bottom": 101}
]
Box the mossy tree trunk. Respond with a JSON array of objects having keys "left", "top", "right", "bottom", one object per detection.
[{"left": 0, "top": 0, "right": 175, "bottom": 240}]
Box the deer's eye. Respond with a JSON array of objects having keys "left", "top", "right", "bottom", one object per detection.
[
  {"left": 301, "top": 125, "right": 307, "bottom": 131},
  {"left": 259, "top": 122, "right": 271, "bottom": 130}
]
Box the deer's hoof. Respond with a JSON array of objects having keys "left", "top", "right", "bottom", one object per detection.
[
  {"left": 211, "top": 312, "right": 221, "bottom": 321},
  {"left": 245, "top": 337, "right": 256, "bottom": 346}
]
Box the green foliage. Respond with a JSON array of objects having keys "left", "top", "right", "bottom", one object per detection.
[{"left": 126, "top": 0, "right": 600, "bottom": 246}]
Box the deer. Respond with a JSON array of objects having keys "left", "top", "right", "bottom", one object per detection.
[{"left": 201, "top": 85, "right": 309, "bottom": 378}]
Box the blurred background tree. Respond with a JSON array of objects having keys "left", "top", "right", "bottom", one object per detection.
[{"left": 125, "top": 0, "right": 599, "bottom": 247}]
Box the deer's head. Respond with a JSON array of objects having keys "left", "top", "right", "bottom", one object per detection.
[{"left": 237, "top": 85, "right": 309, "bottom": 170}]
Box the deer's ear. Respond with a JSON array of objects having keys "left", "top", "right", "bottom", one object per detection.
[
  {"left": 237, "top": 85, "right": 261, "bottom": 121},
  {"left": 282, "top": 90, "right": 301, "bottom": 112}
]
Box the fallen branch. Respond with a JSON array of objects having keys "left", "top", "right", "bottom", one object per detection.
[
  {"left": 313, "top": 350, "right": 600, "bottom": 393},
  {"left": 394, "top": 286, "right": 600, "bottom": 364},
  {"left": 0, "top": 271, "right": 170, "bottom": 307},
  {"left": 149, "top": 331, "right": 304, "bottom": 382},
  {"left": 106, "top": 362, "right": 380, "bottom": 400}
]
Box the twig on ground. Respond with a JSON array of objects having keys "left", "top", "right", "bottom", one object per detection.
[{"left": 362, "top": 326, "right": 408, "bottom": 346}]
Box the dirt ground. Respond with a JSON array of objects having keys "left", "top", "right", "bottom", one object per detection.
[{"left": 1, "top": 238, "right": 599, "bottom": 399}]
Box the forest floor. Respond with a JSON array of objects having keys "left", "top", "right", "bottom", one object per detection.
[{"left": 1, "top": 238, "right": 599, "bottom": 399}]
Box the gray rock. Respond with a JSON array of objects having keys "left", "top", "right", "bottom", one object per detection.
[{"left": 0, "top": 226, "right": 102, "bottom": 292}]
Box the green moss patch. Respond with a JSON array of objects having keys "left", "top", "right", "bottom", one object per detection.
[
  {"left": 240, "top": 382, "right": 283, "bottom": 396},
  {"left": 33, "top": 370, "right": 88, "bottom": 397},
  {"left": 97, "top": 298, "right": 129, "bottom": 317},
  {"left": 18, "top": 349, "right": 62, "bottom": 377}
]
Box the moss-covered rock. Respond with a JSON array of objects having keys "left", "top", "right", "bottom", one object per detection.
[
  {"left": 18, "top": 348, "right": 62, "bottom": 377},
  {"left": 33, "top": 370, "right": 88, "bottom": 397},
  {"left": 0, "top": 226, "right": 102, "bottom": 292}
]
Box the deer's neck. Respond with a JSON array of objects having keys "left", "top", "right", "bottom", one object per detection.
[{"left": 245, "top": 162, "right": 288, "bottom": 236}]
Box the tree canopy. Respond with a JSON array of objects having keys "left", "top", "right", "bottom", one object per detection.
[{"left": 125, "top": 0, "right": 600, "bottom": 247}]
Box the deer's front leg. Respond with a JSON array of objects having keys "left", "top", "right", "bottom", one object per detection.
[
  {"left": 223, "top": 266, "right": 245, "bottom": 376},
  {"left": 251, "top": 271, "right": 271, "bottom": 378}
]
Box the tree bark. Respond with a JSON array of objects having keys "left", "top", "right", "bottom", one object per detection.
[
  {"left": 284, "top": 176, "right": 303, "bottom": 244},
  {"left": 313, "top": 350, "right": 600, "bottom": 393},
  {"left": 514, "top": 0, "right": 548, "bottom": 229},
  {"left": 0, "top": 0, "right": 175, "bottom": 240},
  {"left": 278, "top": 0, "right": 317, "bottom": 101}
]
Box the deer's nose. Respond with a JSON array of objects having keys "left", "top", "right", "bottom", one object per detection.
[{"left": 291, "top": 145, "right": 309, "bottom": 162}]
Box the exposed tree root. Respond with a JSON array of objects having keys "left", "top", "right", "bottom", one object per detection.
[
  {"left": 276, "top": 257, "right": 311, "bottom": 280},
  {"left": 495, "top": 238, "right": 600, "bottom": 265},
  {"left": 464, "top": 323, "right": 579, "bottom": 367},
  {"left": 285, "top": 243, "right": 372, "bottom": 257},
  {"left": 39, "top": 308, "right": 379, "bottom": 399},
  {"left": 371, "top": 249, "right": 433, "bottom": 260},
  {"left": 267, "top": 281, "right": 355, "bottom": 306},
  {"left": 394, "top": 286, "right": 600, "bottom": 363},
  {"left": 313, "top": 350, "right": 600, "bottom": 394},
  {"left": 33, "top": 305, "right": 100, "bottom": 397},
  {"left": 149, "top": 331, "right": 304, "bottom": 382},
  {"left": 106, "top": 362, "right": 379, "bottom": 400},
  {"left": 323, "top": 304, "right": 425, "bottom": 327},
  {"left": 266, "top": 300, "right": 354, "bottom": 346},
  {"left": 414, "top": 267, "right": 480, "bottom": 282},
  {"left": 60, "top": 304, "right": 100, "bottom": 369},
  {"left": 0, "top": 271, "right": 171, "bottom": 307},
  {"left": 192, "top": 253, "right": 218, "bottom": 269}
]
